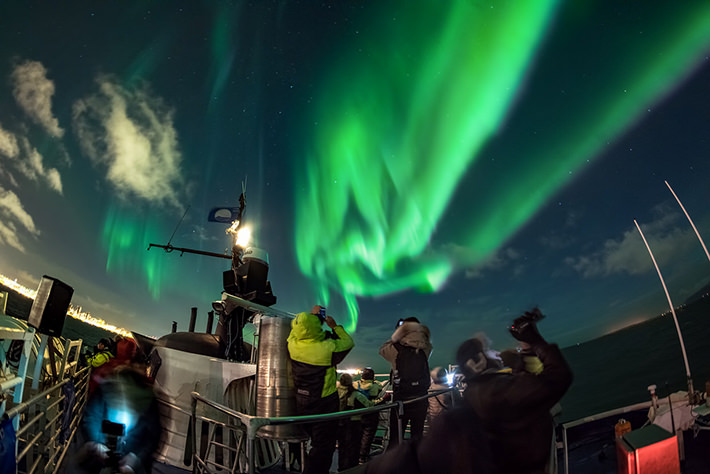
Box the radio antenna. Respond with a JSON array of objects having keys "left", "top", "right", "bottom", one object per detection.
[{"left": 167, "top": 206, "right": 190, "bottom": 247}]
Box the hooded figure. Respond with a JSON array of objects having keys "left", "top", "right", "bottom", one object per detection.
[
  {"left": 379, "top": 317, "right": 432, "bottom": 448},
  {"left": 456, "top": 312, "right": 573, "bottom": 474},
  {"left": 287, "top": 306, "right": 354, "bottom": 474}
]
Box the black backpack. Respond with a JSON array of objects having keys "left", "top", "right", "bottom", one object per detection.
[{"left": 392, "top": 343, "right": 430, "bottom": 398}]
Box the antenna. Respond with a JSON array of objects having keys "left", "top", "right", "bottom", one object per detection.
[
  {"left": 167, "top": 206, "right": 190, "bottom": 247},
  {"left": 634, "top": 219, "right": 694, "bottom": 398},
  {"left": 665, "top": 180, "right": 710, "bottom": 265}
]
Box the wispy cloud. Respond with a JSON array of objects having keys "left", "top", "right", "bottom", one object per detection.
[
  {"left": 565, "top": 208, "right": 696, "bottom": 277},
  {"left": 72, "top": 76, "right": 184, "bottom": 208},
  {"left": 0, "top": 123, "right": 20, "bottom": 158},
  {"left": 0, "top": 186, "right": 39, "bottom": 252},
  {"left": 11, "top": 60, "right": 64, "bottom": 138},
  {"left": 0, "top": 122, "right": 63, "bottom": 194},
  {"left": 19, "top": 138, "right": 63, "bottom": 194}
]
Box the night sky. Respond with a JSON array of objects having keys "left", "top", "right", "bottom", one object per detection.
[{"left": 1, "top": 1, "right": 709, "bottom": 372}]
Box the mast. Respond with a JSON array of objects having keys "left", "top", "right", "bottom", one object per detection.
[
  {"left": 666, "top": 180, "right": 710, "bottom": 265},
  {"left": 634, "top": 219, "right": 694, "bottom": 397}
]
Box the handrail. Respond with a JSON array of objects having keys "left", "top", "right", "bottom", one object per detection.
[
  {"left": 6, "top": 364, "right": 90, "bottom": 474},
  {"left": 190, "top": 385, "right": 461, "bottom": 474},
  {"left": 561, "top": 400, "right": 653, "bottom": 474}
]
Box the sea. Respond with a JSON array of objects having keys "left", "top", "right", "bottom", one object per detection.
[{"left": 4, "top": 282, "right": 710, "bottom": 425}]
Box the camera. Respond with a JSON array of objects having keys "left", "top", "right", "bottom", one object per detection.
[
  {"left": 102, "top": 420, "right": 126, "bottom": 469},
  {"left": 510, "top": 308, "right": 545, "bottom": 338}
]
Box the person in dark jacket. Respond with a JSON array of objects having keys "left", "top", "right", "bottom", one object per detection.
[
  {"left": 351, "top": 308, "right": 571, "bottom": 474},
  {"left": 287, "top": 305, "right": 354, "bottom": 474},
  {"left": 354, "top": 367, "right": 386, "bottom": 463},
  {"left": 76, "top": 364, "right": 162, "bottom": 474},
  {"left": 337, "top": 373, "right": 373, "bottom": 471},
  {"left": 457, "top": 308, "right": 573, "bottom": 474},
  {"left": 379, "top": 317, "right": 432, "bottom": 448}
]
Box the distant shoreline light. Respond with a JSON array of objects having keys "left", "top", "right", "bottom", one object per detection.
[{"left": 0, "top": 274, "right": 133, "bottom": 338}]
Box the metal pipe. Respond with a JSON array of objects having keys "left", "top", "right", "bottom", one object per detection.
[
  {"left": 206, "top": 310, "right": 214, "bottom": 334},
  {"left": 0, "top": 376, "right": 22, "bottom": 391},
  {"left": 171, "top": 321, "right": 178, "bottom": 333},
  {"left": 6, "top": 379, "right": 68, "bottom": 419},
  {"left": 189, "top": 307, "right": 197, "bottom": 332}
]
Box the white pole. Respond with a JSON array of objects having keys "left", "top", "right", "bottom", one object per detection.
[
  {"left": 665, "top": 180, "right": 710, "bottom": 264},
  {"left": 634, "top": 220, "right": 694, "bottom": 396}
]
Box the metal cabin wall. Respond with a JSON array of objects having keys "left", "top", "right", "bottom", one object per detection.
[{"left": 255, "top": 315, "right": 307, "bottom": 440}]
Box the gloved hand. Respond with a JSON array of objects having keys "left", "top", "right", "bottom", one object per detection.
[
  {"left": 119, "top": 452, "right": 141, "bottom": 473},
  {"left": 85, "top": 441, "right": 110, "bottom": 461},
  {"left": 509, "top": 309, "right": 546, "bottom": 347}
]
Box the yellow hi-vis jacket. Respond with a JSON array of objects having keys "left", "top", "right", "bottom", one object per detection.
[{"left": 287, "top": 312, "right": 354, "bottom": 402}]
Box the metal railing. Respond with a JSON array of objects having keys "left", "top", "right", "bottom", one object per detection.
[
  {"left": 5, "top": 363, "right": 90, "bottom": 474},
  {"left": 190, "top": 387, "right": 460, "bottom": 474},
  {"left": 559, "top": 400, "right": 653, "bottom": 474}
]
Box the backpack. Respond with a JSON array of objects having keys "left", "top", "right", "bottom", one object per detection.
[{"left": 392, "top": 343, "right": 430, "bottom": 399}]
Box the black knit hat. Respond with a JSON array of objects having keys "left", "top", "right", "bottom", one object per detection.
[
  {"left": 456, "top": 337, "right": 501, "bottom": 379},
  {"left": 361, "top": 367, "right": 375, "bottom": 380}
]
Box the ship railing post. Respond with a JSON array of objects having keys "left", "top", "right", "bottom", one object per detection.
[
  {"left": 190, "top": 393, "right": 197, "bottom": 472},
  {"left": 396, "top": 400, "right": 404, "bottom": 445},
  {"left": 563, "top": 425, "right": 569, "bottom": 474},
  {"left": 247, "top": 418, "right": 270, "bottom": 474}
]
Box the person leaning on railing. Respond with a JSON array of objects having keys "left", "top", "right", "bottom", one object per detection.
[{"left": 85, "top": 338, "right": 114, "bottom": 368}]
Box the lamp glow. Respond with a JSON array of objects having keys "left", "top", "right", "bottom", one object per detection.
[{"left": 236, "top": 227, "right": 251, "bottom": 248}]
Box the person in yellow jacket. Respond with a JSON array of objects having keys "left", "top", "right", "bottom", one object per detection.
[
  {"left": 86, "top": 338, "right": 114, "bottom": 368},
  {"left": 287, "top": 305, "right": 354, "bottom": 474}
]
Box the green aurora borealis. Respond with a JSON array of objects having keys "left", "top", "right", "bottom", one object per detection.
[
  {"left": 291, "top": 2, "right": 710, "bottom": 331},
  {"left": 87, "top": 1, "right": 710, "bottom": 335}
]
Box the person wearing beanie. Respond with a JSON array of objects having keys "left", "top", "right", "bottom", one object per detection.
[
  {"left": 379, "top": 316, "right": 432, "bottom": 448},
  {"left": 337, "top": 373, "right": 373, "bottom": 470},
  {"left": 86, "top": 338, "right": 114, "bottom": 369},
  {"left": 354, "top": 368, "right": 386, "bottom": 463},
  {"left": 287, "top": 305, "right": 354, "bottom": 474},
  {"left": 456, "top": 308, "right": 573, "bottom": 474}
]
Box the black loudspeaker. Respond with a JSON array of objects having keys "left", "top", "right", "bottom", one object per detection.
[{"left": 28, "top": 276, "right": 73, "bottom": 336}]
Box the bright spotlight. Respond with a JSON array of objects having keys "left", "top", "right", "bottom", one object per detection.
[{"left": 236, "top": 227, "right": 251, "bottom": 248}]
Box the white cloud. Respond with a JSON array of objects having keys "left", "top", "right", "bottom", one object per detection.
[
  {"left": 565, "top": 210, "right": 696, "bottom": 277},
  {"left": 73, "top": 76, "right": 184, "bottom": 208},
  {"left": 0, "top": 186, "right": 39, "bottom": 252},
  {"left": 0, "top": 123, "right": 63, "bottom": 194},
  {"left": 11, "top": 60, "right": 64, "bottom": 138},
  {"left": 0, "top": 123, "right": 20, "bottom": 158},
  {"left": 11, "top": 138, "right": 64, "bottom": 194}
]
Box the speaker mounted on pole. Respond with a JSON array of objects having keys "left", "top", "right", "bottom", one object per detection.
[{"left": 28, "top": 276, "right": 74, "bottom": 337}]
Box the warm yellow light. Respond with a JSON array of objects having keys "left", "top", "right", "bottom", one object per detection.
[
  {"left": 1, "top": 273, "right": 134, "bottom": 338},
  {"left": 236, "top": 227, "right": 251, "bottom": 248},
  {"left": 338, "top": 368, "right": 361, "bottom": 375},
  {"left": 226, "top": 220, "right": 240, "bottom": 235}
]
